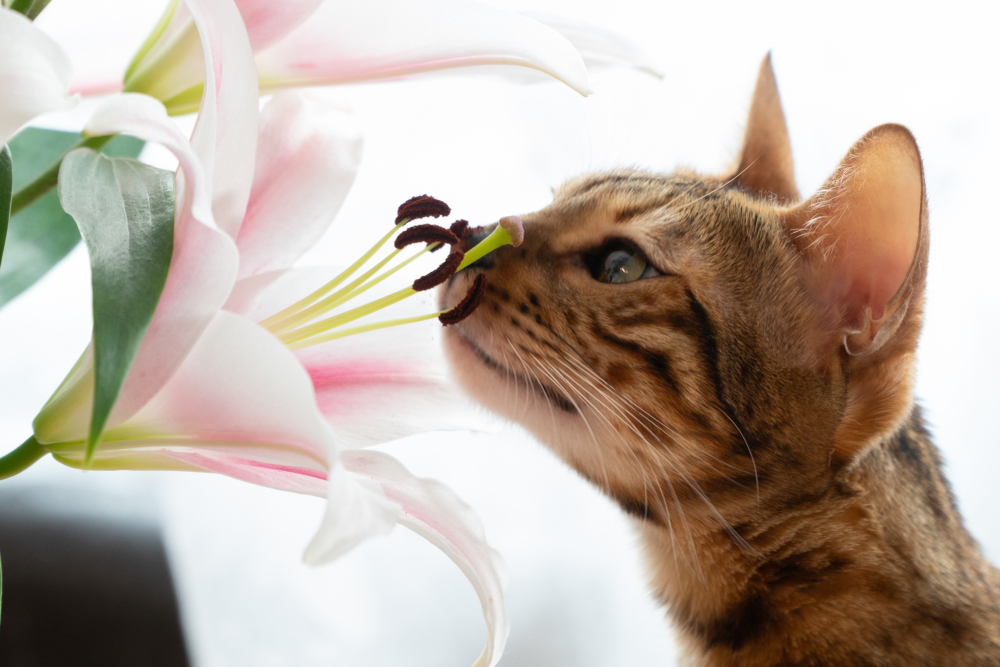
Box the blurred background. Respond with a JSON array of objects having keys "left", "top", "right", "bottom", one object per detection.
[{"left": 1, "top": 0, "right": 997, "bottom": 665}]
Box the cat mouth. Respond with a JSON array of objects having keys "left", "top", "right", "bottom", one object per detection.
[{"left": 454, "top": 331, "right": 577, "bottom": 414}]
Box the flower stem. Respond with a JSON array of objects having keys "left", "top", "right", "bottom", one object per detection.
[
  {"left": 0, "top": 436, "right": 47, "bottom": 480},
  {"left": 10, "top": 135, "right": 114, "bottom": 217}
]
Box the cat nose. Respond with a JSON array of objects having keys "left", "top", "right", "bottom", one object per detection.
[{"left": 462, "top": 223, "right": 499, "bottom": 270}]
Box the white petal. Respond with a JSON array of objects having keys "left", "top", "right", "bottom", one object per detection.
[
  {"left": 523, "top": 12, "right": 663, "bottom": 78},
  {"left": 302, "top": 460, "right": 401, "bottom": 564},
  {"left": 236, "top": 92, "right": 362, "bottom": 279},
  {"left": 0, "top": 8, "right": 74, "bottom": 144},
  {"left": 341, "top": 450, "right": 510, "bottom": 667},
  {"left": 33, "top": 94, "right": 239, "bottom": 444},
  {"left": 254, "top": 0, "right": 593, "bottom": 96},
  {"left": 186, "top": 0, "right": 260, "bottom": 240},
  {"left": 54, "top": 311, "right": 335, "bottom": 478}
]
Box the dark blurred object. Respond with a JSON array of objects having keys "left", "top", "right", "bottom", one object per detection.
[{"left": 0, "top": 483, "right": 189, "bottom": 666}]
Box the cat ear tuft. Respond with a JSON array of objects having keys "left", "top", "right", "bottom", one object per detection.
[
  {"left": 784, "top": 123, "right": 926, "bottom": 357},
  {"left": 734, "top": 53, "right": 800, "bottom": 203}
]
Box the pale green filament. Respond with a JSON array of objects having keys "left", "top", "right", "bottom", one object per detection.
[
  {"left": 270, "top": 217, "right": 521, "bottom": 351},
  {"left": 259, "top": 220, "right": 409, "bottom": 332}
]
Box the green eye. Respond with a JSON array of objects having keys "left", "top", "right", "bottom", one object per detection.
[{"left": 593, "top": 244, "right": 661, "bottom": 283}]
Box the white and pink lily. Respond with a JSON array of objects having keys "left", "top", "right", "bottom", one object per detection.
[
  {"left": 0, "top": 6, "right": 74, "bottom": 144},
  {"left": 118, "top": 0, "right": 594, "bottom": 114},
  {"left": 32, "top": 0, "right": 516, "bottom": 663}
]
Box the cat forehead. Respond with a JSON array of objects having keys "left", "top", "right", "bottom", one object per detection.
[{"left": 554, "top": 169, "right": 735, "bottom": 222}]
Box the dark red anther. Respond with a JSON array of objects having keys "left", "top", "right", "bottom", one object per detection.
[
  {"left": 440, "top": 274, "right": 487, "bottom": 326},
  {"left": 395, "top": 195, "right": 451, "bottom": 225},
  {"left": 431, "top": 220, "right": 471, "bottom": 253},
  {"left": 395, "top": 224, "right": 460, "bottom": 250},
  {"left": 450, "top": 219, "right": 471, "bottom": 239},
  {"left": 413, "top": 248, "right": 465, "bottom": 291}
]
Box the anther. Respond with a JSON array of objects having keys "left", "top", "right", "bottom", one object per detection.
[
  {"left": 431, "top": 219, "right": 471, "bottom": 253},
  {"left": 395, "top": 224, "right": 460, "bottom": 250},
  {"left": 413, "top": 248, "right": 465, "bottom": 291},
  {"left": 440, "top": 274, "right": 488, "bottom": 326},
  {"left": 450, "top": 219, "right": 471, "bottom": 239},
  {"left": 395, "top": 195, "right": 451, "bottom": 225}
]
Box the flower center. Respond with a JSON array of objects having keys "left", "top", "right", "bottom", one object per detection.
[{"left": 257, "top": 196, "right": 522, "bottom": 350}]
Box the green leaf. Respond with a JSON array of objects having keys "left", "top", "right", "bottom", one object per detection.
[
  {"left": 0, "top": 129, "right": 144, "bottom": 309},
  {"left": 7, "top": 0, "right": 52, "bottom": 20},
  {"left": 59, "top": 149, "right": 175, "bottom": 464},
  {"left": 0, "top": 145, "right": 11, "bottom": 269}
]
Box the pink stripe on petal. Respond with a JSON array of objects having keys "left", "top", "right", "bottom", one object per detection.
[{"left": 166, "top": 450, "right": 328, "bottom": 496}]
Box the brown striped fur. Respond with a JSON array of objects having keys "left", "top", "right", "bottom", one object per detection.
[{"left": 440, "top": 56, "right": 1000, "bottom": 665}]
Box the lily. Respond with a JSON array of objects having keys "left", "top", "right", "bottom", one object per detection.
[
  {"left": 119, "top": 0, "right": 594, "bottom": 114},
  {"left": 0, "top": 6, "right": 74, "bottom": 144},
  {"left": 22, "top": 0, "right": 519, "bottom": 663}
]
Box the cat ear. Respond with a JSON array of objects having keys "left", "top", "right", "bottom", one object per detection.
[
  {"left": 734, "top": 53, "right": 799, "bottom": 203},
  {"left": 784, "top": 124, "right": 926, "bottom": 358}
]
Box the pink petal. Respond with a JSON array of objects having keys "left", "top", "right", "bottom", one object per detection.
[
  {"left": 253, "top": 0, "right": 592, "bottom": 96},
  {"left": 35, "top": 0, "right": 259, "bottom": 442},
  {"left": 340, "top": 450, "right": 509, "bottom": 667},
  {"left": 52, "top": 312, "right": 335, "bottom": 476},
  {"left": 33, "top": 94, "right": 239, "bottom": 444},
  {"left": 224, "top": 266, "right": 483, "bottom": 447},
  {"left": 0, "top": 8, "right": 73, "bottom": 144},
  {"left": 186, "top": 0, "right": 260, "bottom": 240},
  {"left": 162, "top": 448, "right": 328, "bottom": 496},
  {"left": 234, "top": 0, "right": 325, "bottom": 51},
  {"left": 236, "top": 92, "right": 362, "bottom": 279}
]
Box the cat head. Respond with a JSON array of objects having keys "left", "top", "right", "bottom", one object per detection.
[{"left": 440, "top": 55, "right": 928, "bottom": 536}]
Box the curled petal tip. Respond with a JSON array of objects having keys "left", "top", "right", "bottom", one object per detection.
[{"left": 498, "top": 216, "right": 524, "bottom": 247}]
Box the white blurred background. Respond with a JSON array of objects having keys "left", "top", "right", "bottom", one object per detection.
[{"left": 1, "top": 0, "right": 997, "bottom": 665}]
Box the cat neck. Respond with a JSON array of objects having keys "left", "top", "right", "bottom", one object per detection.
[{"left": 637, "top": 408, "right": 1000, "bottom": 667}]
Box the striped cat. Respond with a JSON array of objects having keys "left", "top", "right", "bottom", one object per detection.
[{"left": 440, "top": 56, "right": 1000, "bottom": 666}]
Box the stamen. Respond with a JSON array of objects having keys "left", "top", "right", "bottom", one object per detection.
[
  {"left": 440, "top": 274, "right": 488, "bottom": 326},
  {"left": 413, "top": 248, "right": 465, "bottom": 291},
  {"left": 395, "top": 195, "right": 450, "bottom": 225},
  {"left": 395, "top": 224, "right": 460, "bottom": 250},
  {"left": 450, "top": 219, "right": 471, "bottom": 239}
]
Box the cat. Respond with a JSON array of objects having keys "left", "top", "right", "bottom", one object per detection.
[{"left": 439, "top": 55, "right": 1000, "bottom": 666}]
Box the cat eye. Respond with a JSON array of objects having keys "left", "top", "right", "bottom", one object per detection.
[{"left": 591, "top": 242, "right": 661, "bottom": 284}]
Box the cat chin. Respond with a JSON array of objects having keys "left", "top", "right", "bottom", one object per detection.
[{"left": 441, "top": 325, "right": 582, "bottom": 443}]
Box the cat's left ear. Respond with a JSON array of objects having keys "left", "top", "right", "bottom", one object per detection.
[
  {"left": 784, "top": 123, "right": 927, "bottom": 359},
  {"left": 734, "top": 54, "right": 800, "bottom": 203}
]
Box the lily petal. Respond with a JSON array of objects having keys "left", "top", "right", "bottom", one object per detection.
[
  {"left": 53, "top": 311, "right": 333, "bottom": 476},
  {"left": 33, "top": 93, "right": 240, "bottom": 444},
  {"left": 253, "top": 0, "right": 593, "bottom": 96},
  {"left": 0, "top": 8, "right": 74, "bottom": 144},
  {"left": 523, "top": 12, "right": 663, "bottom": 79},
  {"left": 236, "top": 92, "right": 362, "bottom": 280},
  {"left": 35, "top": 0, "right": 259, "bottom": 442},
  {"left": 235, "top": 0, "right": 326, "bottom": 51},
  {"left": 341, "top": 450, "right": 509, "bottom": 667},
  {"left": 186, "top": 0, "right": 260, "bottom": 240},
  {"left": 297, "top": 326, "right": 480, "bottom": 448},
  {"left": 223, "top": 265, "right": 481, "bottom": 447}
]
